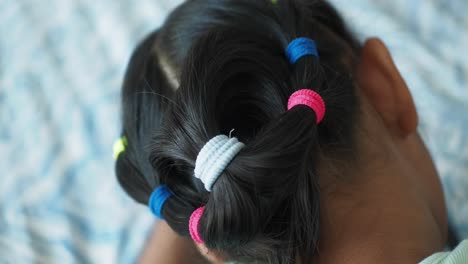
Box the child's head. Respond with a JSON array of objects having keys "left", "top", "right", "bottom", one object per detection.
[{"left": 116, "top": 0, "right": 447, "bottom": 263}]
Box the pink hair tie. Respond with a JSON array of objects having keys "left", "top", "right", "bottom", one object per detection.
[
  {"left": 287, "top": 89, "right": 326, "bottom": 124},
  {"left": 189, "top": 206, "right": 205, "bottom": 243}
]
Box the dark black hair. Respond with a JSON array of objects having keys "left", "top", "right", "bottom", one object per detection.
[{"left": 116, "top": 0, "right": 361, "bottom": 263}]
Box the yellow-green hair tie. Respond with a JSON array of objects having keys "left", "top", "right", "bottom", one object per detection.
[{"left": 113, "top": 136, "right": 127, "bottom": 160}]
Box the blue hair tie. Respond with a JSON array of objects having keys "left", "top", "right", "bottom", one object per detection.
[
  {"left": 285, "top": 37, "right": 319, "bottom": 64},
  {"left": 148, "top": 185, "right": 173, "bottom": 219}
]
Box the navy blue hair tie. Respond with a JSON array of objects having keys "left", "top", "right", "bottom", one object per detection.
[
  {"left": 148, "top": 185, "right": 173, "bottom": 219},
  {"left": 286, "top": 37, "right": 319, "bottom": 64}
]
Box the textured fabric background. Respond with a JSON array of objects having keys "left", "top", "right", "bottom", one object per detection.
[{"left": 0, "top": 0, "right": 467, "bottom": 263}]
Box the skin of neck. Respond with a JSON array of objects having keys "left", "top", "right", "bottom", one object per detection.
[
  {"left": 313, "top": 38, "right": 447, "bottom": 264},
  {"left": 314, "top": 96, "right": 446, "bottom": 264}
]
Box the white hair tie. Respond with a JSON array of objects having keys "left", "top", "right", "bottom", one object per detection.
[{"left": 194, "top": 135, "right": 245, "bottom": 191}]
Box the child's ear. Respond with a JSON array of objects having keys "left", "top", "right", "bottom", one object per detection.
[{"left": 356, "top": 38, "right": 418, "bottom": 137}]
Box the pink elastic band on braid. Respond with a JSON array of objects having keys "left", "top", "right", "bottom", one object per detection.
[
  {"left": 189, "top": 206, "right": 205, "bottom": 244},
  {"left": 287, "top": 89, "right": 326, "bottom": 124}
]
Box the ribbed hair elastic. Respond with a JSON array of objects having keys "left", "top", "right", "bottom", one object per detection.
[
  {"left": 194, "top": 135, "right": 245, "bottom": 191},
  {"left": 285, "top": 37, "right": 319, "bottom": 64},
  {"left": 148, "top": 185, "right": 173, "bottom": 219},
  {"left": 189, "top": 206, "right": 205, "bottom": 243},
  {"left": 288, "top": 89, "right": 326, "bottom": 124},
  {"left": 113, "top": 136, "right": 127, "bottom": 160}
]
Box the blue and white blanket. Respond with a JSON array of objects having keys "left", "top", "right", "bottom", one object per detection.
[{"left": 0, "top": 0, "right": 467, "bottom": 263}]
